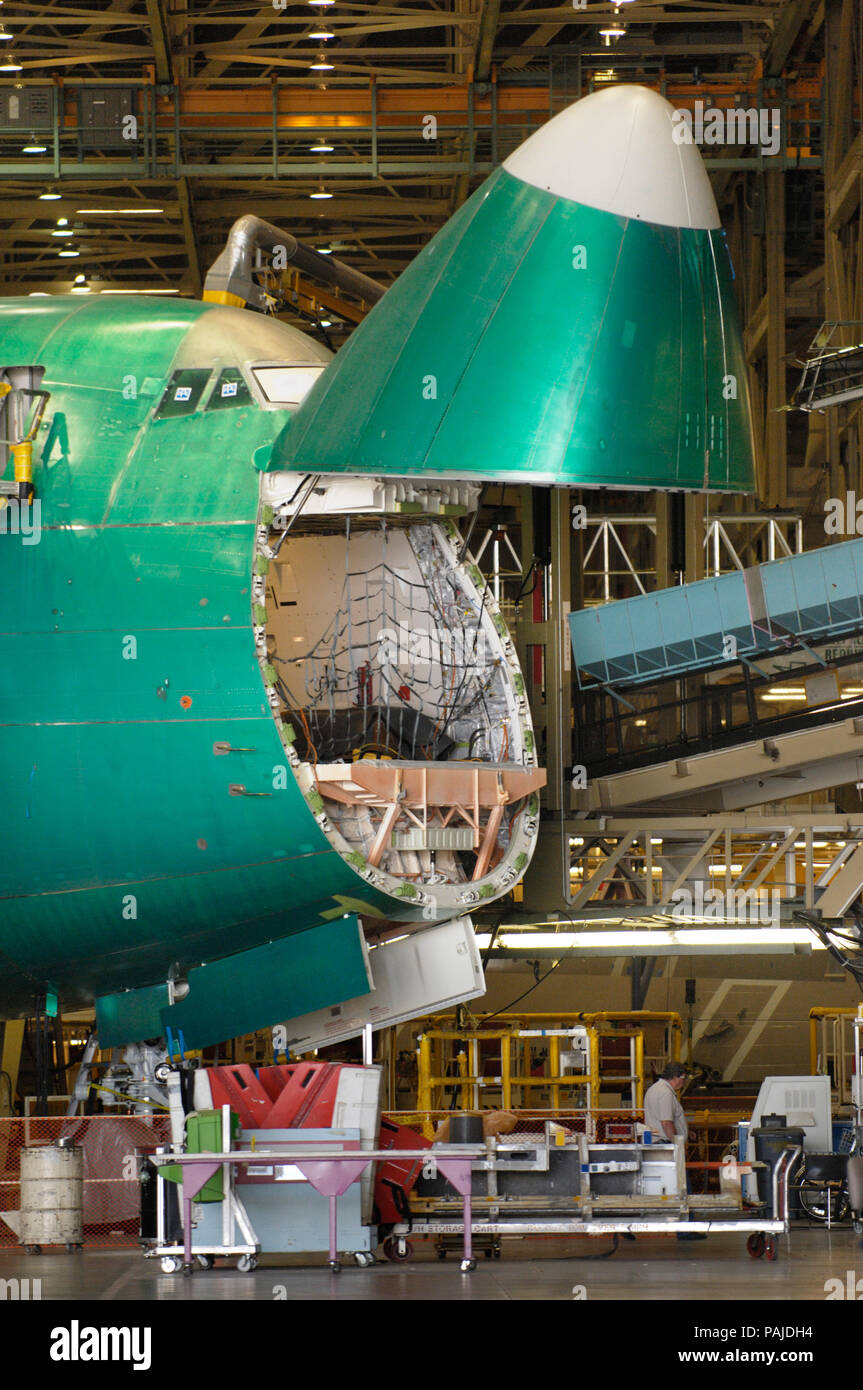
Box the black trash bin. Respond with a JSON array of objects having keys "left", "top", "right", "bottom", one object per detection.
[
  {"left": 449, "top": 1114, "right": 484, "bottom": 1145},
  {"left": 752, "top": 1122, "right": 805, "bottom": 1218}
]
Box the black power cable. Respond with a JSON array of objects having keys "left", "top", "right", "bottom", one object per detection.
[
  {"left": 480, "top": 907, "right": 587, "bottom": 1021},
  {"left": 793, "top": 909, "right": 863, "bottom": 994}
]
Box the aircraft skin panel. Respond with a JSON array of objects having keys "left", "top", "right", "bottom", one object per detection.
[
  {"left": 95, "top": 914, "right": 373, "bottom": 1051},
  {"left": 271, "top": 169, "right": 755, "bottom": 491},
  {"left": 0, "top": 297, "right": 431, "bottom": 1017}
]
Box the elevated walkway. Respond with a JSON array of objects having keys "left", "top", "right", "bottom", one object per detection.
[
  {"left": 567, "top": 537, "right": 863, "bottom": 924},
  {"left": 569, "top": 534, "right": 863, "bottom": 690}
]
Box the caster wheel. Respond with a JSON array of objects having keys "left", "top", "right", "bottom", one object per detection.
[
  {"left": 383, "top": 1236, "right": 412, "bottom": 1261},
  {"left": 182, "top": 1264, "right": 194, "bottom": 1278},
  {"left": 237, "top": 1255, "right": 257, "bottom": 1273},
  {"left": 328, "top": 1260, "right": 341, "bottom": 1273},
  {"left": 746, "top": 1234, "right": 765, "bottom": 1259},
  {"left": 25, "top": 1246, "right": 41, "bottom": 1256},
  {"left": 764, "top": 1236, "right": 778, "bottom": 1262},
  {"left": 196, "top": 1255, "right": 214, "bottom": 1270},
  {"left": 493, "top": 1244, "right": 501, "bottom": 1260},
  {"left": 853, "top": 1220, "right": 863, "bottom": 1235},
  {"left": 460, "top": 1258, "right": 476, "bottom": 1273},
  {"left": 160, "top": 1256, "right": 181, "bottom": 1274},
  {"left": 354, "top": 1252, "right": 373, "bottom": 1268}
]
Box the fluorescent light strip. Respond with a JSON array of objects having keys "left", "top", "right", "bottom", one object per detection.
[
  {"left": 75, "top": 208, "right": 164, "bottom": 215},
  {"left": 474, "top": 928, "right": 822, "bottom": 953}
]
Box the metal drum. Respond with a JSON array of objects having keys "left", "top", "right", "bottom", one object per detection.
[{"left": 19, "top": 1141, "right": 83, "bottom": 1250}]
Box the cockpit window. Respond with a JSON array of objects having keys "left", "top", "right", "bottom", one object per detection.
[
  {"left": 206, "top": 367, "right": 252, "bottom": 411},
  {"left": 154, "top": 368, "right": 213, "bottom": 419},
  {"left": 252, "top": 364, "right": 324, "bottom": 406}
]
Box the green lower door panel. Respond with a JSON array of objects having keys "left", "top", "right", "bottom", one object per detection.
[{"left": 95, "top": 914, "right": 372, "bottom": 1050}]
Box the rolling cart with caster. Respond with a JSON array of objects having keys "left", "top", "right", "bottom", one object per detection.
[
  {"left": 143, "top": 1108, "right": 260, "bottom": 1277},
  {"left": 393, "top": 1140, "right": 799, "bottom": 1267}
]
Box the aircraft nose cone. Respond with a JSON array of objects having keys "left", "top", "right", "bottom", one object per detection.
[{"left": 503, "top": 84, "right": 719, "bottom": 230}]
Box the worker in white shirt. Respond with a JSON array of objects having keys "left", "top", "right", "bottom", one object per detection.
[
  {"left": 643, "top": 1060, "right": 690, "bottom": 1142},
  {"left": 643, "top": 1060, "right": 706, "bottom": 1241}
]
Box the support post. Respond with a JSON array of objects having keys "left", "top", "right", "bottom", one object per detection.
[{"left": 765, "top": 170, "right": 787, "bottom": 507}]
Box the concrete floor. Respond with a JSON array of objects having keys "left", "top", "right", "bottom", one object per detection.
[{"left": 2, "top": 1227, "right": 861, "bottom": 1300}]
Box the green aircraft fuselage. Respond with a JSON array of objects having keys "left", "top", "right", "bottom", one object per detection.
[
  {"left": 0, "top": 132, "right": 756, "bottom": 1045},
  {"left": 0, "top": 294, "right": 409, "bottom": 1020}
]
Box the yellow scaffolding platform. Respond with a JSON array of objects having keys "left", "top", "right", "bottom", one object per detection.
[{"left": 414, "top": 1011, "right": 683, "bottom": 1121}]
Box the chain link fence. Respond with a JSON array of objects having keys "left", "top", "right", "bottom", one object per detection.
[
  {"left": 0, "top": 1115, "right": 171, "bottom": 1248},
  {"left": 382, "top": 1109, "right": 644, "bottom": 1141}
]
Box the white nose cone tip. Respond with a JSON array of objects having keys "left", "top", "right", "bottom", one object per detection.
[{"left": 503, "top": 84, "right": 720, "bottom": 231}]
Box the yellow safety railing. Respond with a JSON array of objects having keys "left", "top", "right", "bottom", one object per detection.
[
  {"left": 414, "top": 1010, "right": 682, "bottom": 1116},
  {"left": 416, "top": 1027, "right": 597, "bottom": 1116}
]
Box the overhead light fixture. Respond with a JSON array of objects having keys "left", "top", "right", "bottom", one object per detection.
[
  {"left": 0, "top": 58, "right": 22, "bottom": 71},
  {"left": 70, "top": 284, "right": 90, "bottom": 294},
  {"left": 309, "top": 29, "right": 334, "bottom": 40},
  {"left": 56, "top": 217, "right": 68, "bottom": 226},
  {"left": 599, "top": 24, "right": 626, "bottom": 38},
  {"left": 58, "top": 249, "right": 80, "bottom": 258},
  {"left": 38, "top": 189, "right": 61, "bottom": 200},
  {"left": 309, "top": 186, "right": 332, "bottom": 199},
  {"left": 23, "top": 139, "right": 47, "bottom": 153},
  {"left": 0, "top": 27, "right": 13, "bottom": 42},
  {"left": 51, "top": 231, "right": 73, "bottom": 238},
  {"left": 75, "top": 207, "right": 164, "bottom": 215},
  {"left": 100, "top": 288, "right": 180, "bottom": 295},
  {"left": 310, "top": 139, "right": 334, "bottom": 152},
  {"left": 318, "top": 246, "right": 333, "bottom": 255},
  {"left": 308, "top": 0, "right": 335, "bottom": 7},
  {"left": 310, "top": 52, "right": 334, "bottom": 70},
  {"left": 473, "top": 928, "right": 822, "bottom": 955}
]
